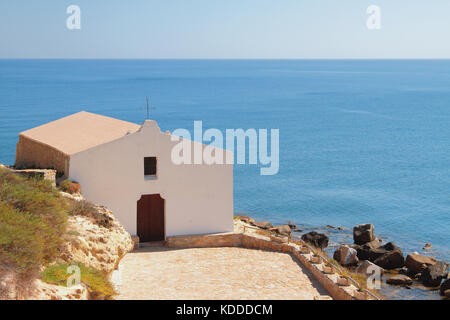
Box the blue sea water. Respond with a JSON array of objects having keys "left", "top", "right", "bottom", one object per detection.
[{"left": 0, "top": 59, "right": 449, "bottom": 298}]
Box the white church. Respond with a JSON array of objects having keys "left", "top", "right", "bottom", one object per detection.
[{"left": 15, "top": 111, "right": 234, "bottom": 242}]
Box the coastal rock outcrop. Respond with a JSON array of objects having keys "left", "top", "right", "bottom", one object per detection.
[
  {"left": 405, "top": 253, "right": 437, "bottom": 275},
  {"left": 353, "top": 223, "right": 374, "bottom": 245},
  {"left": 421, "top": 262, "right": 448, "bottom": 287},
  {"left": 440, "top": 278, "right": 450, "bottom": 296},
  {"left": 61, "top": 206, "right": 134, "bottom": 274},
  {"left": 333, "top": 245, "right": 359, "bottom": 266},
  {"left": 353, "top": 238, "right": 382, "bottom": 260},
  {"left": 372, "top": 243, "right": 405, "bottom": 270},
  {"left": 287, "top": 221, "right": 296, "bottom": 229},
  {"left": 327, "top": 225, "right": 343, "bottom": 230},
  {"left": 269, "top": 225, "right": 291, "bottom": 236},
  {"left": 251, "top": 221, "right": 273, "bottom": 230},
  {"left": 236, "top": 215, "right": 255, "bottom": 225},
  {"left": 301, "top": 231, "right": 329, "bottom": 249},
  {"left": 386, "top": 275, "right": 413, "bottom": 286},
  {"left": 354, "top": 241, "right": 404, "bottom": 270}
]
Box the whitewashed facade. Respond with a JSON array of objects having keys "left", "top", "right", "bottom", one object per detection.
[{"left": 16, "top": 112, "right": 234, "bottom": 239}]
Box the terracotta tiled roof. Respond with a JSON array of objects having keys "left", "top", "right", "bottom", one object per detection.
[{"left": 20, "top": 111, "right": 141, "bottom": 155}]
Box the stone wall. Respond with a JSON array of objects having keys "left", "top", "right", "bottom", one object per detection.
[
  {"left": 166, "top": 232, "right": 242, "bottom": 248},
  {"left": 10, "top": 168, "right": 57, "bottom": 187},
  {"left": 167, "top": 232, "right": 371, "bottom": 300},
  {"left": 15, "top": 135, "right": 70, "bottom": 175}
]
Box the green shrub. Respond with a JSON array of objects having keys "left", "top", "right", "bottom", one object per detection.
[
  {"left": 41, "top": 262, "right": 115, "bottom": 299},
  {"left": 0, "top": 168, "right": 67, "bottom": 273},
  {"left": 60, "top": 179, "right": 81, "bottom": 194},
  {"left": 0, "top": 202, "right": 44, "bottom": 272}
]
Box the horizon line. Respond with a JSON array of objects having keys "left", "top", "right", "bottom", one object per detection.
[{"left": 1, "top": 58, "right": 450, "bottom": 61}]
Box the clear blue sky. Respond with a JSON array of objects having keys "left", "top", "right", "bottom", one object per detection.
[{"left": 1, "top": 0, "right": 450, "bottom": 59}]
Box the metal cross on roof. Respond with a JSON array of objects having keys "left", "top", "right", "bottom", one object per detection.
[{"left": 142, "top": 96, "right": 156, "bottom": 120}]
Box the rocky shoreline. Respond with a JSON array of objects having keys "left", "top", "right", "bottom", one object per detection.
[{"left": 236, "top": 215, "right": 449, "bottom": 300}]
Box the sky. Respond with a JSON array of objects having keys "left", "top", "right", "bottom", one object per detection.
[{"left": 0, "top": 0, "right": 450, "bottom": 59}]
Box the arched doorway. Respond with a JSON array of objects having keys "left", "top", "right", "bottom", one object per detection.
[{"left": 137, "top": 194, "right": 165, "bottom": 242}]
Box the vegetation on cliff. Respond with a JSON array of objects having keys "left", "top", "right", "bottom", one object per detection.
[
  {"left": 59, "top": 179, "right": 81, "bottom": 195},
  {"left": 0, "top": 167, "right": 133, "bottom": 299},
  {"left": 0, "top": 167, "right": 67, "bottom": 274},
  {"left": 40, "top": 262, "right": 115, "bottom": 298}
]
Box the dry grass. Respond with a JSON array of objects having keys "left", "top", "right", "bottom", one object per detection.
[
  {"left": 59, "top": 180, "right": 81, "bottom": 194},
  {"left": 68, "top": 200, "right": 112, "bottom": 229}
]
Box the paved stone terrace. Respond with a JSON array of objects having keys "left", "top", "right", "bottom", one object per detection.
[{"left": 115, "top": 246, "right": 329, "bottom": 300}]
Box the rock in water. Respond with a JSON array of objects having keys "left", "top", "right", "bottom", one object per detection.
[
  {"left": 423, "top": 243, "right": 432, "bottom": 250},
  {"left": 301, "top": 231, "right": 329, "bottom": 249},
  {"left": 353, "top": 239, "right": 382, "bottom": 260},
  {"left": 440, "top": 278, "right": 450, "bottom": 296},
  {"left": 356, "top": 260, "right": 384, "bottom": 277},
  {"left": 287, "top": 221, "right": 296, "bottom": 229},
  {"left": 445, "top": 290, "right": 450, "bottom": 298},
  {"left": 237, "top": 215, "right": 255, "bottom": 224},
  {"left": 421, "top": 262, "right": 448, "bottom": 287},
  {"left": 373, "top": 249, "right": 405, "bottom": 270},
  {"left": 353, "top": 223, "right": 374, "bottom": 245},
  {"left": 387, "top": 275, "right": 413, "bottom": 285},
  {"left": 355, "top": 241, "right": 404, "bottom": 270},
  {"left": 333, "top": 245, "right": 359, "bottom": 266},
  {"left": 269, "top": 225, "right": 291, "bottom": 236},
  {"left": 251, "top": 221, "right": 273, "bottom": 230},
  {"left": 405, "top": 253, "right": 437, "bottom": 275}
]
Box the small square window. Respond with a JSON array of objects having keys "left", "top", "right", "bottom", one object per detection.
[{"left": 144, "top": 157, "right": 157, "bottom": 176}]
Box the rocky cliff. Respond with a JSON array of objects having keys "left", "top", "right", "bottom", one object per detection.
[{"left": 0, "top": 168, "right": 134, "bottom": 300}]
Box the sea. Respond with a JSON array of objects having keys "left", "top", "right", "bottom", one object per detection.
[{"left": 0, "top": 59, "right": 449, "bottom": 299}]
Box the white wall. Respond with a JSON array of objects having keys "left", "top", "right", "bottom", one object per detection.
[{"left": 69, "top": 120, "right": 234, "bottom": 237}]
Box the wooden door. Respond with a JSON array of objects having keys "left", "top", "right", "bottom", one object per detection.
[{"left": 137, "top": 194, "right": 165, "bottom": 242}]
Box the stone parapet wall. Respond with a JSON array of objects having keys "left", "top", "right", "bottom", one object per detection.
[
  {"left": 15, "top": 135, "right": 70, "bottom": 175},
  {"left": 166, "top": 232, "right": 242, "bottom": 248},
  {"left": 10, "top": 168, "right": 57, "bottom": 187},
  {"left": 167, "top": 232, "right": 371, "bottom": 300},
  {"left": 289, "top": 244, "right": 355, "bottom": 300}
]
